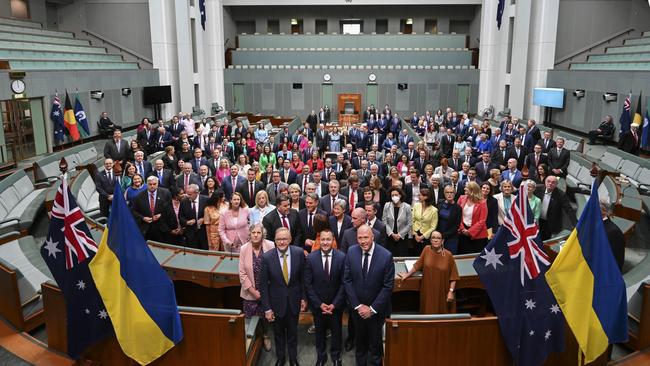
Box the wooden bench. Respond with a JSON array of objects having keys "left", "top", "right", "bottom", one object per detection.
[
  {"left": 42, "top": 282, "right": 262, "bottom": 366},
  {"left": 626, "top": 282, "right": 650, "bottom": 351}
]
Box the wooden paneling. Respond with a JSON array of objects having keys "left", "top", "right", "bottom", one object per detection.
[
  {"left": 0, "top": 262, "right": 24, "bottom": 330},
  {"left": 41, "top": 282, "right": 67, "bottom": 354}
]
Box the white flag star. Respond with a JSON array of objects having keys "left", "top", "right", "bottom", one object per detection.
[
  {"left": 544, "top": 330, "right": 552, "bottom": 340},
  {"left": 53, "top": 111, "right": 60, "bottom": 116},
  {"left": 529, "top": 330, "right": 535, "bottom": 336},
  {"left": 85, "top": 308, "right": 90, "bottom": 314},
  {"left": 550, "top": 304, "right": 561, "bottom": 314},
  {"left": 525, "top": 299, "right": 536, "bottom": 310},
  {"left": 76, "top": 280, "right": 86, "bottom": 290},
  {"left": 98, "top": 309, "right": 108, "bottom": 319},
  {"left": 43, "top": 237, "right": 61, "bottom": 258},
  {"left": 481, "top": 248, "right": 503, "bottom": 270}
]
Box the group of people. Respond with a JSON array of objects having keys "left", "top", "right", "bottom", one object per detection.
[{"left": 95, "top": 105, "right": 599, "bottom": 366}]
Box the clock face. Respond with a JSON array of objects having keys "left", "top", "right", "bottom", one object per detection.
[
  {"left": 369, "top": 73, "right": 377, "bottom": 82},
  {"left": 323, "top": 73, "right": 331, "bottom": 82},
  {"left": 11, "top": 79, "right": 25, "bottom": 94}
]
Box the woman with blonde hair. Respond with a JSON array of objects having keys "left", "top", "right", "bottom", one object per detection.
[
  {"left": 218, "top": 192, "right": 250, "bottom": 253},
  {"left": 457, "top": 181, "right": 488, "bottom": 254},
  {"left": 215, "top": 158, "right": 230, "bottom": 185},
  {"left": 288, "top": 183, "right": 305, "bottom": 211},
  {"left": 250, "top": 190, "right": 275, "bottom": 225}
]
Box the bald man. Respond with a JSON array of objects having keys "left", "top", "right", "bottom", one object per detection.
[{"left": 344, "top": 225, "right": 394, "bottom": 365}]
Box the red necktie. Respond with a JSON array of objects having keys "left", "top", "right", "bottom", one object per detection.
[
  {"left": 282, "top": 215, "right": 289, "bottom": 229},
  {"left": 303, "top": 176, "right": 307, "bottom": 192},
  {"left": 232, "top": 177, "right": 236, "bottom": 191},
  {"left": 149, "top": 192, "right": 155, "bottom": 216},
  {"left": 249, "top": 182, "right": 254, "bottom": 203},
  {"left": 350, "top": 191, "right": 355, "bottom": 213}
]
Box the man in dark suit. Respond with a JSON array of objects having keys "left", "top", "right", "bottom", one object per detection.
[
  {"left": 132, "top": 151, "right": 153, "bottom": 178},
  {"left": 547, "top": 137, "right": 570, "bottom": 178},
  {"left": 98, "top": 111, "right": 120, "bottom": 133},
  {"left": 398, "top": 129, "right": 413, "bottom": 152},
  {"left": 440, "top": 129, "right": 455, "bottom": 158},
  {"left": 508, "top": 137, "right": 528, "bottom": 170},
  {"left": 167, "top": 115, "right": 184, "bottom": 142},
  {"left": 365, "top": 202, "right": 387, "bottom": 241},
  {"left": 535, "top": 175, "right": 576, "bottom": 241},
  {"left": 344, "top": 225, "right": 394, "bottom": 366},
  {"left": 319, "top": 180, "right": 348, "bottom": 215},
  {"left": 176, "top": 162, "right": 201, "bottom": 194},
  {"left": 600, "top": 200, "right": 625, "bottom": 271},
  {"left": 189, "top": 148, "right": 209, "bottom": 174},
  {"left": 130, "top": 176, "right": 177, "bottom": 242},
  {"left": 306, "top": 110, "right": 318, "bottom": 132},
  {"left": 618, "top": 123, "right": 641, "bottom": 155},
  {"left": 537, "top": 131, "right": 556, "bottom": 154},
  {"left": 588, "top": 115, "right": 616, "bottom": 145},
  {"left": 315, "top": 124, "right": 330, "bottom": 156},
  {"left": 149, "top": 159, "right": 177, "bottom": 195},
  {"left": 474, "top": 152, "right": 498, "bottom": 183},
  {"left": 448, "top": 149, "right": 463, "bottom": 172},
  {"left": 263, "top": 194, "right": 303, "bottom": 246},
  {"left": 154, "top": 126, "right": 172, "bottom": 152},
  {"left": 103, "top": 129, "right": 131, "bottom": 165},
  {"left": 340, "top": 176, "right": 363, "bottom": 215},
  {"left": 259, "top": 227, "right": 306, "bottom": 366},
  {"left": 491, "top": 140, "right": 511, "bottom": 171},
  {"left": 95, "top": 158, "right": 117, "bottom": 218},
  {"left": 296, "top": 165, "right": 313, "bottom": 194},
  {"left": 178, "top": 184, "right": 208, "bottom": 249},
  {"left": 404, "top": 171, "right": 429, "bottom": 205},
  {"left": 137, "top": 122, "right": 157, "bottom": 155},
  {"left": 236, "top": 169, "right": 264, "bottom": 208},
  {"left": 524, "top": 144, "right": 547, "bottom": 178},
  {"left": 462, "top": 146, "right": 477, "bottom": 167},
  {"left": 279, "top": 160, "right": 297, "bottom": 185},
  {"left": 299, "top": 193, "right": 327, "bottom": 252},
  {"left": 304, "top": 229, "right": 346, "bottom": 366},
  {"left": 413, "top": 150, "right": 431, "bottom": 175},
  {"left": 526, "top": 119, "right": 542, "bottom": 144},
  {"left": 222, "top": 165, "right": 245, "bottom": 200},
  {"left": 339, "top": 208, "right": 383, "bottom": 253}
]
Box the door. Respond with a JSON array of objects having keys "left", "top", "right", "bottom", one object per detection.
[
  {"left": 457, "top": 84, "right": 470, "bottom": 113},
  {"left": 321, "top": 84, "right": 333, "bottom": 110},
  {"left": 233, "top": 84, "right": 245, "bottom": 112},
  {"left": 366, "top": 84, "right": 377, "bottom": 110},
  {"left": 1, "top": 99, "right": 37, "bottom": 164}
]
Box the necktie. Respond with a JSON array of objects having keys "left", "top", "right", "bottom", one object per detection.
[
  {"left": 249, "top": 182, "right": 254, "bottom": 202},
  {"left": 139, "top": 163, "right": 143, "bottom": 176},
  {"left": 191, "top": 201, "right": 197, "bottom": 221},
  {"left": 149, "top": 192, "right": 155, "bottom": 216},
  {"left": 184, "top": 174, "right": 189, "bottom": 191},
  {"left": 303, "top": 176, "right": 307, "bottom": 192},
  {"left": 116, "top": 141, "right": 120, "bottom": 153},
  {"left": 275, "top": 184, "right": 279, "bottom": 196},
  {"left": 108, "top": 172, "right": 113, "bottom": 182},
  {"left": 232, "top": 177, "right": 236, "bottom": 191},
  {"left": 158, "top": 171, "right": 163, "bottom": 182},
  {"left": 282, "top": 253, "right": 289, "bottom": 285},
  {"left": 324, "top": 253, "right": 330, "bottom": 280},
  {"left": 535, "top": 154, "right": 539, "bottom": 166},
  {"left": 308, "top": 212, "right": 313, "bottom": 228},
  {"left": 282, "top": 215, "right": 289, "bottom": 229},
  {"left": 331, "top": 197, "right": 335, "bottom": 210},
  {"left": 350, "top": 190, "right": 355, "bottom": 213},
  {"left": 362, "top": 252, "right": 369, "bottom": 279}
]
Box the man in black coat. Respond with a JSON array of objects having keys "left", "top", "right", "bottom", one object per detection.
[
  {"left": 600, "top": 200, "right": 625, "bottom": 271},
  {"left": 95, "top": 158, "right": 117, "bottom": 218},
  {"left": 339, "top": 208, "right": 383, "bottom": 253},
  {"left": 547, "top": 137, "right": 570, "bottom": 178},
  {"left": 130, "top": 176, "right": 177, "bottom": 242},
  {"left": 236, "top": 169, "right": 265, "bottom": 208},
  {"left": 474, "top": 152, "right": 498, "bottom": 183},
  {"left": 137, "top": 121, "right": 157, "bottom": 155},
  {"left": 537, "top": 131, "right": 556, "bottom": 154},
  {"left": 304, "top": 229, "right": 346, "bottom": 366},
  {"left": 306, "top": 111, "right": 318, "bottom": 133},
  {"left": 440, "top": 129, "right": 456, "bottom": 158},
  {"left": 178, "top": 184, "right": 209, "bottom": 249},
  {"left": 103, "top": 129, "right": 131, "bottom": 165},
  {"left": 524, "top": 144, "right": 548, "bottom": 179},
  {"left": 149, "top": 159, "right": 177, "bottom": 195},
  {"left": 618, "top": 123, "right": 641, "bottom": 155},
  {"left": 299, "top": 193, "right": 328, "bottom": 252},
  {"left": 588, "top": 115, "right": 616, "bottom": 145},
  {"left": 315, "top": 124, "right": 330, "bottom": 155},
  {"left": 176, "top": 162, "right": 202, "bottom": 194},
  {"left": 535, "top": 176, "right": 576, "bottom": 241},
  {"left": 263, "top": 194, "right": 303, "bottom": 245}
]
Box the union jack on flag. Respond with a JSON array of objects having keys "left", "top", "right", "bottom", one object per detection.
[
  {"left": 50, "top": 175, "right": 98, "bottom": 269},
  {"left": 40, "top": 175, "right": 111, "bottom": 358},
  {"left": 502, "top": 186, "right": 550, "bottom": 286}
]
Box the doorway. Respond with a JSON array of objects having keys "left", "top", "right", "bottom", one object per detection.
[
  {"left": 233, "top": 84, "right": 245, "bottom": 112},
  {"left": 321, "top": 84, "right": 333, "bottom": 112},
  {"left": 1, "top": 99, "right": 37, "bottom": 164},
  {"left": 457, "top": 84, "right": 470, "bottom": 113},
  {"left": 366, "top": 84, "right": 377, "bottom": 110}
]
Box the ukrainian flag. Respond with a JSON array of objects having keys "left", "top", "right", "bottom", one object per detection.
[
  {"left": 89, "top": 181, "right": 183, "bottom": 365},
  {"left": 545, "top": 183, "right": 627, "bottom": 363}
]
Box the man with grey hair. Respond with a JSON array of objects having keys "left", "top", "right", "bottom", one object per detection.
[
  {"left": 131, "top": 175, "right": 176, "bottom": 242},
  {"left": 339, "top": 208, "right": 384, "bottom": 254},
  {"left": 319, "top": 179, "right": 347, "bottom": 215},
  {"left": 179, "top": 183, "right": 208, "bottom": 249},
  {"left": 600, "top": 199, "right": 625, "bottom": 270},
  {"left": 150, "top": 159, "right": 177, "bottom": 194}
]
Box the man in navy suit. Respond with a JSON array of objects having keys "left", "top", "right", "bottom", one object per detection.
[
  {"left": 304, "top": 229, "right": 346, "bottom": 366},
  {"left": 132, "top": 151, "right": 152, "bottom": 177},
  {"left": 298, "top": 193, "right": 327, "bottom": 252},
  {"left": 149, "top": 159, "right": 177, "bottom": 196},
  {"left": 340, "top": 208, "right": 384, "bottom": 253},
  {"left": 154, "top": 126, "right": 172, "bottom": 151},
  {"left": 189, "top": 148, "right": 209, "bottom": 174},
  {"left": 176, "top": 162, "right": 201, "bottom": 194},
  {"left": 222, "top": 165, "right": 245, "bottom": 200},
  {"left": 344, "top": 225, "right": 394, "bottom": 366},
  {"left": 474, "top": 152, "right": 498, "bottom": 183},
  {"left": 259, "top": 227, "right": 306, "bottom": 366}
]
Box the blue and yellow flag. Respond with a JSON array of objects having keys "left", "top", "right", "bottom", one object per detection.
[
  {"left": 89, "top": 181, "right": 183, "bottom": 365},
  {"left": 545, "top": 183, "right": 627, "bottom": 363}
]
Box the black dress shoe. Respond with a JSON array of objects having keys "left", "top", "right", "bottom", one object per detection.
[
  {"left": 289, "top": 359, "right": 300, "bottom": 366},
  {"left": 344, "top": 338, "right": 354, "bottom": 352},
  {"left": 275, "top": 358, "right": 286, "bottom": 366},
  {"left": 332, "top": 360, "right": 343, "bottom": 366}
]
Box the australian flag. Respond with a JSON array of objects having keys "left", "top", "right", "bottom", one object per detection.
[
  {"left": 50, "top": 94, "right": 66, "bottom": 143},
  {"left": 199, "top": 0, "right": 206, "bottom": 30},
  {"left": 496, "top": 0, "right": 505, "bottom": 30},
  {"left": 40, "top": 176, "right": 112, "bottom": 358},
  {"left": 473, "top": 186, "right": 564, "bottom": 366}
]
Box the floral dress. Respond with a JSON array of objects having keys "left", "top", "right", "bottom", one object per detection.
[{"left": 243, "top": 249, "right": 264, "bottom": 317}]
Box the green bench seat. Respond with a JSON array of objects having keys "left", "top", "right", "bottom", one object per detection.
[{"left": 0, "top": 170, "right": 47, "bottom": 234}]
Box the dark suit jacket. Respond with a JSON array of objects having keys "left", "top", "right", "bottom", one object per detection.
[
  {"left": 413, "top": 157, "right": 431, "bottom": 175},
  {"left": 475, "top": 161, "right": 498, "bottom": 183},
  {"left": 167, "top": 123, "right": 184, "bottom": 138},
  {"left": 547, "top": 148, "right": 570, "bottom": 177},
  {"left": 298, "top": 208, "right": 327, "bottom": 243},
  {"left": 189, "top": 157, "right": 209, "bottom": 174},
  {"left": 222, "top": 175, "right": 245, "bottom": 200},
  {"left": 404, "top": 182, "right": 428, "bottom": 205},
  {"left": 137, "top": 128, "right": 157, "bottom": 154},
  {"left": 236, "top": 179, "right": 265, "bottom": 207},
  {"left": 507, "top": 146, "right": 528, "bottom": 170},
  {"left": 535, "top": 186, "right": 576, "bottom": 230},
  {"left": 603, "top": 218, "right": 625, "bottom": 270},
  {"left": 148, "top": 169, "right": 177, "bottom": 195},
  {"left": 618, "top": 131, "right": 640, "bottom": 155},
  {"left": 329, "top": 215, "right": 353, "bottom": 246},
  {"left": 315, "top": 130, "right": 330, "bottom": 150},
  {"left": 130, "top": 188, "right": 177, "bottom": 235},
  {"left": 524, "top": 152, "right": 548, "bottom": 175},
  {"left": 95, "top": 169, "right": 116, "bottom": 201},
  {"left": 305, "top": 249, "right": 346, "bottom": 311},
  {"left": 343, "top": 243, "right": 394, "bottom": 317},
  {"left": 440, "top": 134, "right": 455, "bottom": 158},
  {"left": 103, "top": 139, "right": 131, "bottom": 163},
  {"left": 178, "top": 194, "right": 209, "bottom": 248},
  {"left": 318, "top": 194, "right": 348, "bottom": 214},
  {"left": 259, "top": 246, "right": 305, "bottom": 318},
  {"left": 537, "top": 138, "right": 556, "bottom": 154},
  {"left": 133, "top": 160, "right": 153, "bottom": 178},
  {"left": 175, "top": 172, "right": 202, "bottom": 192},
  {"left": 280, "top": 169, "right": 297, "bottom": 185},
  {"left": 491, "top": 148, "right": 512, "bottom": 168},
  {"left": 263, "top": 209, "right": 303, "bottom": 246},
  {"left": 340, "top": 187, "right": 363, "bottom": 212}
]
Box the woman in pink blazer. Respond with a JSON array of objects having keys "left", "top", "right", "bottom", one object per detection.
[
  {"left": 218, "top": 192, "right": 250, "bottom": 253},
  {"left": 456, "top": 181, "right": 488, "bottom": 254},
  {"left": 239, "top": 223, "right": 275, "bottom": 351}
]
